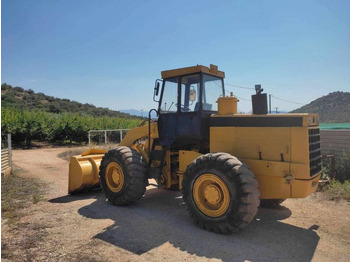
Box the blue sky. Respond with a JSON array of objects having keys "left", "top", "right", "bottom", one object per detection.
[{"left": 2, "top": 0, "right": 350, "bottom": 112}]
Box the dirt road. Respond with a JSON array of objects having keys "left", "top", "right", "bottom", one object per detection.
[{"left": 2, "top": 148, "right": 350, "bottom": 261}]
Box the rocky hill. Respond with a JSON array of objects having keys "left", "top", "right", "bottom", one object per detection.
[
  {"left": 1, "top": 83, "right": 140, "bottom": 119},
  {"left": 290, "top": 91, "right": 350, "bottom": 122}
]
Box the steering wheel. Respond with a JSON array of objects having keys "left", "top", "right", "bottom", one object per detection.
[
  {"left": 174, "top": 103, "right": 191, "bottom": 112},
  {"left": 181, "top": 104, "right": 191, "bottom": 112}
]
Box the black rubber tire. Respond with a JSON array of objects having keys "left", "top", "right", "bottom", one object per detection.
[
  {"left": 99, "top": 146, "right": 147, "bottom": 206},
  {"left": 260, "top": 199, "right": 285, "bottom": 208},
  {"left": 182, "top": 153, "right": 260, "bottom": 234}
]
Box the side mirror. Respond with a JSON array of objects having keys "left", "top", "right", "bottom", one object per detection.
[
  {"left": 153, "top": 79, "right": 162, "bottom": 102},
  {"left": 155, "top": 82, "right": 160, "bottom": 96},
  {"left": 189, "top": 90, "right": 196, "bottom": 101}
]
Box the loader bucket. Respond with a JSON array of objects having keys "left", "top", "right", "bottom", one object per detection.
[{"left": 68, "top": 149, "right": 107, "bottom": 194}]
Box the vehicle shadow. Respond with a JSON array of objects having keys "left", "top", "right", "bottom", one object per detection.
[{"left": 53, "top": 188, "right": 320, "bottom": 262}]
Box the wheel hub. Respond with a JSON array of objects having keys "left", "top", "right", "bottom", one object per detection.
[
  {"left": 204, "top": 185, "right": 221, "bottom": 204},
  {"left": 112, "top": 170, "right": 121, "bottom": 184},
  {"left": 105, "top": 162, "right": 124, "bottom": 193},
  {"left": 193, "top": 174, "right": 230, "bottom": 217}
]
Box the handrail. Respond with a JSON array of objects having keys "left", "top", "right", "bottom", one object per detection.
[{"left": 148, "top": 109, "right": 159, "bottom": 157}]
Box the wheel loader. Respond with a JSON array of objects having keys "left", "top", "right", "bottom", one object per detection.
[{"left": 68, "top": 64, "right": 321, "bottom": 233}]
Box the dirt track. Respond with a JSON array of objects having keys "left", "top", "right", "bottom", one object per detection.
[{"left": 2, "top": 148, "right": 350, "bottom": 261}]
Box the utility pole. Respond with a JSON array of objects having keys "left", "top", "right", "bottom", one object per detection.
[
  {"left": 274, "top": 107, "right": 279, "bottom": 114},
  {"left": 141, "top": 109, "right": 144, "bottom": 117},
  {"left": 269, "top": 94, "right": 272, "bottom": 114}
]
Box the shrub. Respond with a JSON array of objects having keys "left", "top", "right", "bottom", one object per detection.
[
  {"left": 13, "top": 86, "right": 24, "bottom": 92},
  {"left": 334, "top": 152, "right": 350, "bottom": 182},
  {"left": 324, "top": 180, "right": 350, "bottom": 201}
]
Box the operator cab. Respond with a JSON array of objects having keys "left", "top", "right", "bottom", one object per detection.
[{"left": 154, "top": 64, "right": 225, "bottom": 152}]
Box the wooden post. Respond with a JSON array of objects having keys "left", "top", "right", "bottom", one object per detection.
[
  {"left": 120, "top": 130, "right": 123, "bottom": 143},
  {"left": 330, "top": 155, "right": 335, "bottom": 180}
]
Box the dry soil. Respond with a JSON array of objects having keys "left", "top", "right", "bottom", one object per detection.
[{"left": 2, "top": 148, "right": 350, "bottom": 262}]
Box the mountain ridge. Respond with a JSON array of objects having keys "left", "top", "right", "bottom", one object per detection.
[
  {"left": 1, "top": 83, "right": 142, "bottom": 119},
  {"left": 290, "top": 91, "right": 350, "bottom": 122}
]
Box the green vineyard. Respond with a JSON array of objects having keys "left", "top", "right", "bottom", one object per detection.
[{"left": 1, "top": 108, "right": 142, "bottom": 146}]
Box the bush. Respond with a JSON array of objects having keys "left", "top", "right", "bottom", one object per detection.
[
  {"left": 324, "top": 180, "right": 350, "bottom": 201},
  {"left": 1, "top": 83, "right": 12, "bottom": 90},
  {"left": 335, "top": 152, "right": 350, "bottom": 183},
  {"left": 322, "top": 152, "right": 350, "bottom": 183},
  {"left": 13, "top": 86, "right": 24, "bottom": 92}
]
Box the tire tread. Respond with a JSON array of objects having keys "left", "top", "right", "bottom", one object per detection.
[{"left": 182, "top": 152, "right": 260, "bottom": 233}]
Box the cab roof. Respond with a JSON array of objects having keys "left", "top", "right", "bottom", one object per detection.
[{"left": 161, "top": 64, "right": 225, "bottom": 79}]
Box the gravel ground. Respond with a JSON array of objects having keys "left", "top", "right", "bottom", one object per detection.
[{"left": 2, "top": 148, "right": 350, "bottom": 262}]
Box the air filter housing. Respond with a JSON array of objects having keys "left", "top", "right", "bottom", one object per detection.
[{"left": 252, "top": 93, "right": 268, "bottom": 114}]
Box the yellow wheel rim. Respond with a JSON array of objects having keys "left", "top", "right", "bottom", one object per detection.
[
  {"left": 105, "top": 162, "right": 124, "bottom": 193},
  {"left": 193, "top": 174, "right": 230, "bottom": 217}
]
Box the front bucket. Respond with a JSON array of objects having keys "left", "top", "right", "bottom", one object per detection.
[{"left": 68, "top": 149, "right": 107, "bottom": 194}]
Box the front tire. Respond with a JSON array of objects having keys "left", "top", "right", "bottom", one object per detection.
[
  {"left": 99, "top": 146, "right": 147, "bottom": 205},
  {"left": 182, "top": 153, "right": 260, "bottom": 233}
]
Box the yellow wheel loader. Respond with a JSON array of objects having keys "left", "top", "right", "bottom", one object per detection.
[{"left": 69, "top": 64, "right": 321, "bottom": 233}]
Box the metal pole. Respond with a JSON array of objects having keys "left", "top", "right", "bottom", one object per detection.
[
  {"left": 88, "top": 131, "right": 91, "bottom": 148},
  {"left": 104, "top": 130, "right": 107, "bottom": 149},
  {"left": 8, "top": 133, "right": 12, "bottom": 166},
  {"left": 269, "top": 94, "right": 272, "bottom": 114},
  {"left": 120, "top": 130, "right": 123, "bottom": 143}
]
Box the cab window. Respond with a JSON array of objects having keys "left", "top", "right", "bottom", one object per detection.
[
  {"left": 181, "top": 74, "right": 200, "bottom": 112},
  {"left": 160, "top": 77, "right": 178, "bottom": 113},
  {"left": 202, "top": 74, "right": 224, "bottom": 111}
]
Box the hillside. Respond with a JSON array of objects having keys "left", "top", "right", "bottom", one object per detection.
[
  {"left": 290, "top": 91, "right": 350, "bottom": 122},
  {"left": 1, "top": 83, "right": 140, "bottom": 119}
]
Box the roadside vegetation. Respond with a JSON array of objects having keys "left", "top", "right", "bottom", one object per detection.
[
  {"left": 321, "top": 152, "right": 350, "bottom": 201},
  {"left": 57, "top": 148, "right": 89, "bottom": 161},
  {"left": 1, "top": 165, "right": 45, "bottom": 224},
  {"left": 1, "top": 83, "right": 143, "bottom": 147},
  {"left": 323, "top": 180, "right": 350, "bottom": 201},
  {"left": 57, "top": 144, "right": 121, "bottom": 161},
  {"left": 1, "top": 166, "right": 49, "bottom": 260},
  {"left": 1, "top": 108, "right": 141, "bottom": 146}
]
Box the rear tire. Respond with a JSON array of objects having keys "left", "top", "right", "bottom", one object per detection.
[
  {"left": 182, "top": 153, "right": 260, "bottom": 233},
  {"left": 99, "top": 146, "right": 147, "bottom": 205},
  {"left": 260, "top": 199, "right": 285, "bottom": 208}
]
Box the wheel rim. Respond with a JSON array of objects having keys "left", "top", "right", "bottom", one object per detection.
[
  {"left": 105, "top": 162, "right": 124, "bottom": 193},
  {"left": 193, "top": 174, "right": 230, "bottom": 217}
]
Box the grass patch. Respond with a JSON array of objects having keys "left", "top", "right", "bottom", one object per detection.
[
  {"left": 1, "top": 165, "right": 46, "bottom": 224},
  {"left": 323, "top": 180, "right": 350, "bottom": 201},
  {"left": 57, "top": 145, "right": 117, "bottom": 161},
  {"left": 57, "top": 147, "right": 88, "bottom": 161}
]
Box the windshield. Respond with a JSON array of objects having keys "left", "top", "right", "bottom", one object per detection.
[
  {"left": 160, "top": 77, "right": 178, "bottom": 113},
  {"left": 202, "top": 74, "right": 224, "bottom": 111}
]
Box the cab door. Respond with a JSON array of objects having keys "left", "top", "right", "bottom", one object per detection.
[
  {"left": 157, "top": 77, "right": 179, "bottom": 146},
  {"left": 176, "top": 74, "right": 202, "bottom": 142}
]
